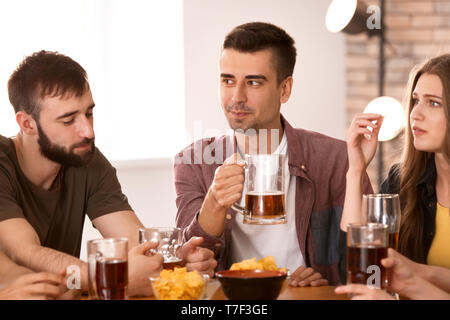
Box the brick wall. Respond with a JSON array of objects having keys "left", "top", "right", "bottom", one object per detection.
[{"left": 345, "top": 0, "right": 450, "bottom": 191}]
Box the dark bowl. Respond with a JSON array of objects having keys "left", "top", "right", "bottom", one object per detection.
[{"left": 215, "top": 269, "right": 287, "bottom": 300}]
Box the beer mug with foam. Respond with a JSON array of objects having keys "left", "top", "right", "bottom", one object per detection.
[{"left": 231, "top": 154, "right": 286, "bottom": 225}]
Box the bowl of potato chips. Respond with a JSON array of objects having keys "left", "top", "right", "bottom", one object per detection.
[
  {"left": 216, "top": 256, "right": 287, "bottom": 300},
  {"left": 150, "top": 267, "right": 210, "bottom": 300},
  {"left": 229, "top": 256, "right": 287, "bottom": 273}
]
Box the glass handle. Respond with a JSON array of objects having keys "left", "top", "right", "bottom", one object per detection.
[
  {"left": 88, "top": 253, "right": 100, "bottom": 300},
  {"left": 231, "top": 202, "right": 247, "bottom": 216},
  {"left": 230, "top": 158, "right": 248, "bottom": 216}
]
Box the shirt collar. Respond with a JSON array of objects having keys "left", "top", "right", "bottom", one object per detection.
[{"left": 224, "top": 114, "right": 308, "bottom": 177}]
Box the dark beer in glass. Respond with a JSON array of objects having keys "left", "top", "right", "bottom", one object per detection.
[
  {"left": 96, "top": 258, "right": 128, "bottom": 300},
  {"left": 346, "top": 223, "right": 388, "bottom": 290},
  {"left": 87, "top": 238, "right": 128, "bottom": 300}
]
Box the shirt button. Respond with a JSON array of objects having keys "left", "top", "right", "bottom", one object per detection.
[
  {"left": 301, "top": 165, "right": 306, "bottom": 170},
  {"left": 226, "top": 214, "right": 232, "bottom": 220},
  {"left": 429, "top": 203, "right": 433, "bottom": 207}
]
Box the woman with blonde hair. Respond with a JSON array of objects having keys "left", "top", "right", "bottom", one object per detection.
[{"left": 339, "top": 54, "right": 450, "bottom": 298}]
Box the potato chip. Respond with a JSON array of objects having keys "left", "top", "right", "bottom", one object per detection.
[
  {"left": 230, "top": 256, "right": 286, "bottom": 272},
  {"left": 151, "top": 267, "right": 205, "bottom": 300}
]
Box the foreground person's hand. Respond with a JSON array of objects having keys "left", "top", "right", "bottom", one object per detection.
[
  {"left": 335, "top": 249, "right": 450, "bottom": 300},
  {"left": 334, "top": 284, "right": 395, "bottom": 300},
  {"left": 379, "top": 249, "right": 449, "bottom": 299}
]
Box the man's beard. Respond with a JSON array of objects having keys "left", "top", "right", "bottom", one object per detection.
[
  {"left": 225, "top": 103, "right": 258, "bottom": 131},
  {"left": 36, "top": 122, "right": 95, "bottom": 167}
]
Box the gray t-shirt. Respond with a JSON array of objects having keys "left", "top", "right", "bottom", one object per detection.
[{"left": 0, "top": 135, "right": 132, "bottom": 258}]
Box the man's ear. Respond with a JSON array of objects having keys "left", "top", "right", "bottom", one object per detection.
[
  {"left": 280, "top": 76, "right": 293, "bottom": 104},
  {"left": 16, "top": 111, "right": 38, "bottom": 135}
]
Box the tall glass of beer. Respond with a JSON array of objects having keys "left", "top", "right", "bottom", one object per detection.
[
  {"left": 346, "top": 223, "right": 389, "bottom": 291},
  {"left": 362, "top": 194, "right": 401, "bottom": 250}
]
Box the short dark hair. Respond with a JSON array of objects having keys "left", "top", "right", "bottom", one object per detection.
[
  {"left": 223, "top": 22, "right": 297, "bottom": 84},
  {"left": 8, "top": 50, "right": 89, "bottom": 119}
]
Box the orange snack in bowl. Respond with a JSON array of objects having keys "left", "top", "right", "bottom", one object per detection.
[
  {"left": 230, "top": 256, "right": 287, "bottom": 273},
  {"left": 151, "top": 267, "right": 205, "bottom": 300}
]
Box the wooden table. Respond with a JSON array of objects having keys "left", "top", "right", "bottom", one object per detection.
[
  {"left": 210, "top": 281, "right": 347, "bottom": 300},
  {"left": 128, "top": 280, "right": 347, "bottom": 300}
]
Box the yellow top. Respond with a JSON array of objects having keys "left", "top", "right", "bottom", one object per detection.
[{"left": 427, "top": 203, "right": 450, "bottom": 268}]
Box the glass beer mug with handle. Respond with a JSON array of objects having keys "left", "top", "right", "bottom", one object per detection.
[
  {"left": 231, "top": 154, "right": 286, "bottom": 225},
  {"left": 87, "top": 238, "right": 129, "bottom": 300},
  {"left": 138, "top": 227, "right": 184, "bottom": 270}
]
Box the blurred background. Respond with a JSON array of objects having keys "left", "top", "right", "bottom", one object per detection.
[{"left": 0, "top": 0, "right": 449, "bottom": 260}]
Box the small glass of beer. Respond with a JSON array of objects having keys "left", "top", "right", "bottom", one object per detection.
[
  {"left": 362, "top": 194, "right": 401, "bottom": 250},
  {"left": 346, "top": 223, "right": 389, "bottom": 292},
  {"left": 87, "top": 238, "right": 128, "bottom": 300},
  {"left": 139, "top": 227, "right": 184, "bottom": 270},
  {"left": 232, "top": 154, "right": 286, "bottom": 225}
]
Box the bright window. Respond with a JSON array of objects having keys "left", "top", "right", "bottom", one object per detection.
[{"left": 0, "top": 0, "right": 185, "bottom": 161}]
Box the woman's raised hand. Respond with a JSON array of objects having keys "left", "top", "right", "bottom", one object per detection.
[{"left": 346, "top": 113, "right": 383, "bottom": 172}]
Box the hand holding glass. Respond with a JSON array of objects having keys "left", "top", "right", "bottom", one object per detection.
[{"left": 139, "top": 227, "right": 183, "bottom": 269}]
